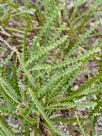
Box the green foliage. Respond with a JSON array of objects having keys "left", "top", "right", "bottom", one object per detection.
[
  {"left": 0, "top": 113, "right": 15, "bottom": 136},
  {"left": 0, "top": 0, "right": 102, "bottom": 135}
]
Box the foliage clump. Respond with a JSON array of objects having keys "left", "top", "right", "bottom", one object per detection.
[{"left": 0, "top": 0, "right": 102, "bottom": 135}]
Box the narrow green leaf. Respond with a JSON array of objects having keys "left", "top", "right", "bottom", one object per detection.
[
  {"left": 29, "top": 88, "right": 67, "bottom": 136},
  {"left": 0, "top": 113, "right": 15, "bottom": 136}
]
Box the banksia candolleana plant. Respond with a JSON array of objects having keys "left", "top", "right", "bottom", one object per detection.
[{"left": 0, "top": 0, "right": 102, "bottom": 135}]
